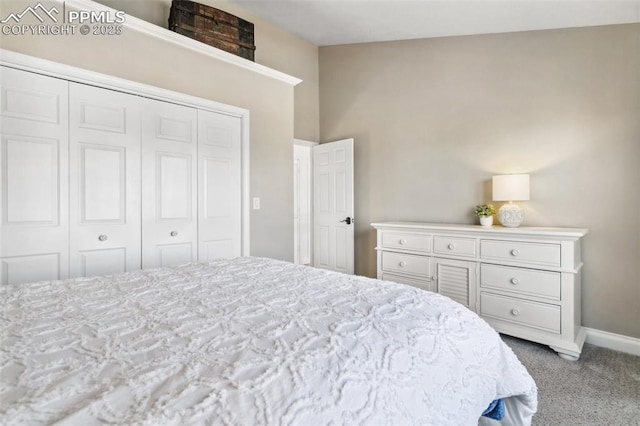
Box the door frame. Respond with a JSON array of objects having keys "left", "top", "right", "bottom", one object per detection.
[
  {"left": 293, "top": 139, "right": 317, "bottom": 265},
  {"left": 0, "top": 49, "right": 251, "bottom": 256}
]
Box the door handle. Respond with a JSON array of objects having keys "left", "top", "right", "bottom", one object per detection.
[{"left": 340, "top": 217, "right": 354, "bottom": 225}]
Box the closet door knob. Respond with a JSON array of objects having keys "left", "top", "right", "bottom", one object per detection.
[
  {"left": 510, "top": 249, "right": 520, "bottom": 256},
  {"left": 511, "top": 309, "right": 520, "bottom": 316},
  {"left": 510, "top": 278, "right": 520, "bottom": 285},
  {"left": 170, "top": 231, "right": 178, "bottom": 237},
  {"left": 98, "top": 234, "right": 108, "bottom": 242}
]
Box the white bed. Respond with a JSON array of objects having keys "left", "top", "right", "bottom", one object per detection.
[{"left": 1, "top": 257, "right": 537, "bottom": 425}]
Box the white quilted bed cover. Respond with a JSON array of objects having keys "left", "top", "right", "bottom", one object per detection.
[{"left": 1, "top": 257, "right": 537, "bottom": 425}]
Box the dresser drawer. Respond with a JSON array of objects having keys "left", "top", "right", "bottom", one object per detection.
[
  {"left": 480, "top": 264, "right": 560, "bottom": 300},
  {"left": 381, "top": 231, "right": 431, "bottom": 253},
  {"left": 480, "top": 240, "right": 560, "bottom": 267},
  {"left": 433, "top": 236, "right": 476, "bottom": 257},
  {"left": 480, "top": 292, "right": 560, "bottom": 334},
  {"left": 382, "top": 272, "right": 433, "bottom": 292},
  {"left": 381, "top": 252, "right": 431, "bottom": 277}
]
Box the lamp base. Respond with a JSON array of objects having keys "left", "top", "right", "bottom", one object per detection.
[{"left": 498, "top": 203, "right": 524, "bottom": 227}]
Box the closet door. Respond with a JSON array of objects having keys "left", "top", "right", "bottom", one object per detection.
[
  {"left": 68, "top": 82, "right": 141, "bottom": 278},
  {"left": 0, "top": 67, "right": 69, "bottom": 284},
  {"left": 198, "top": 110, "right": 242, "bottom": 260},
  {"left": 141, "top": 98, "right": 197, "bottom": 268}
]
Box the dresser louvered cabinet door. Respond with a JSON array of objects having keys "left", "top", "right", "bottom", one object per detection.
[{"left": 433, "top": 257, "right": 477, "bottom": 311}]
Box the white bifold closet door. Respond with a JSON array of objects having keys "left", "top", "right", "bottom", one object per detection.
[
  {"left": 68, "top": 82, "right": 141, "bottom": 278},
  {"left": 0, "top": 67, "right": 70, "bottom": 285},
  {"left": 1, "top": 65, "right": 244, "bottom": 285},
  {"left": 197, "top": 110, "right": 242, "bottom": 260},
  {"left": 141, "top": 98, "right": 197, "bottom": 268}
]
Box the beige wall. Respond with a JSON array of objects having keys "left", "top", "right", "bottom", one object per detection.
[
  {"left": 319, "top": 24, "right": 640, "bottom": 338},
  {"left": 95, "top": 0, "right": 320, "bottom": 142},
  {"left": 0, "top": 0, "right": 299, "bottom": 261}
]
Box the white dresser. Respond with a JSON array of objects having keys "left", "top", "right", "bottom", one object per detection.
[{"left": 372, "top": 222, "right": 588, "bottom": 360}]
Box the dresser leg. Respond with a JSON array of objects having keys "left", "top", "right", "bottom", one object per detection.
[{"left": 556, "top": 351, "right": 580, "bottom": 361}]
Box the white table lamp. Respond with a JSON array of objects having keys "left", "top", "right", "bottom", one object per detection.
[{"left": 492, "top": 174, "right": 530, "bottom": 227}]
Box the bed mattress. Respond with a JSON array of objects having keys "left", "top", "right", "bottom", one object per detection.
[{"left": 1, "top": 257, "right": 537, "bottom": 425}]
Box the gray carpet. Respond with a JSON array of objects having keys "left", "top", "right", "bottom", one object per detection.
[{"left": 501, "top": 335, "right": 640, "bottom": 425}]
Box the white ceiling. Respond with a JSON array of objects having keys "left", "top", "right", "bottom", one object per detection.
[{"left": 227, "top": 0, "right": 640, "bottom": 46}]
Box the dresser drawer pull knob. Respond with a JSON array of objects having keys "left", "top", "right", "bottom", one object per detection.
[
  {"left": 510, "top": 278, "right": 520, "bottom": 285},
  {"left": 399, "top": 239, "right": 406, "bottom": 245},
  {"left": 511, "top": 308, "right": 520, "bottom": 316},
  {"left": 170, "top": 231, "right": 178, "bottom": 237},
  {"left": 510, "top": 249, "right": 520, "bottom": 256},
  {"left": 447, "top": 243, "right": 455, "bottom": 250},
  {"left": 98, "top": 234, "right": 108, "bottom": 242},
  {"left": 399, "top": 261, "right": 406, "bottom": 267}
]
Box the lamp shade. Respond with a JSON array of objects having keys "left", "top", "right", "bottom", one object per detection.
[{"left": 492, "top": 174, "right": 530, "bottom": 202}]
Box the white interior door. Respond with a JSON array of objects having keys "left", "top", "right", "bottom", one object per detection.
[
  {"left": 69, "top": 82, "right": 141, "bottom": 278},
  {"left": 313, "top": 138, "right": 354, "bottom": 274},
  {"left": 141, "top": 98, "right": 197, "bottom": 268},
  {"left": 198, "top": 109, "right": 242, "bottom": 260},
  {"left": 0, "top": 66, "right": 69, "bottom": 284}
]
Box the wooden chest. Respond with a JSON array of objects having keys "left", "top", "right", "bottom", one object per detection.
[{"left": 169, "top": 0, "right": 256, "bottom": 61}]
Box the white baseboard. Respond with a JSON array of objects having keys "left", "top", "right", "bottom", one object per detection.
[{"left": 585, "top": 328, "right": 640, "bottom": 356}]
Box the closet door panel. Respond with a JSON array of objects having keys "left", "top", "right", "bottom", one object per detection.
[
  {"left": 157, "top": 243, "right": 193, "bottom": 266},
  {"left": 198, "top": 110, "right": 242, "bottom": 260},
  {"left": 79, "top": 248, "right": 127, "bottom": 277},
  {"left": 0, "top": 67, "right": 69, "bottom": 284},
  {"left": 69, "top": 82, "right": 141, "bottom": 278},
  {"left": 1, "top": 254, "right": 61, "bottom": 285},
  {"left": 141, "top": 98, "right": 197, "bottom": 268},
  {"left": 80, "top": 144, "right": 125, "bottom": 222}
]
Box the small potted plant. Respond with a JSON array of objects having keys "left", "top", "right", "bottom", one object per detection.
[{"left": 474, "top": 204, "right": 497, "bottom": 227}]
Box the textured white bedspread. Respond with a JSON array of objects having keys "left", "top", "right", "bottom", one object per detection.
[{"left": 1, "top": 257, "right": 537, "bottom": 425}]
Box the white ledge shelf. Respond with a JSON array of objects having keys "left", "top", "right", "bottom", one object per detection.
[{"left": 63, "top": 0, "right": 302, "bottom": 86}]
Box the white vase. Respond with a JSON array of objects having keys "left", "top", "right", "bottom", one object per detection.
[{"left": 479, "top": 215, "right": 493, "bottom": 227}]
